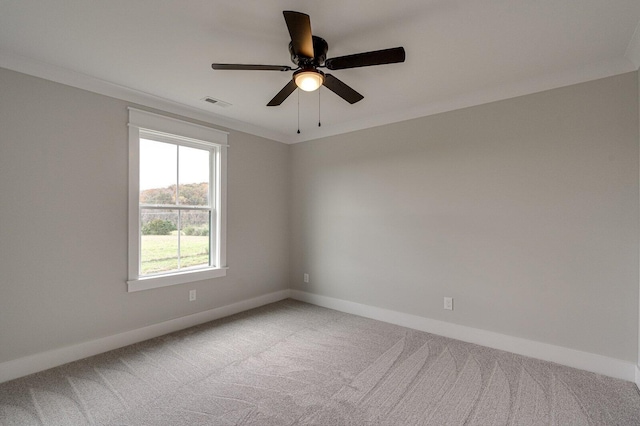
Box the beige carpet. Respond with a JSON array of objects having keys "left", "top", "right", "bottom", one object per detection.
[{"left": 0, "top": 299, "right": 638, "bottom": 425}]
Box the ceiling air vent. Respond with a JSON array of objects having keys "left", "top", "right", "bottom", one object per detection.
[{"left": 202, "top": 96, "right": 231, "bottom": 108}]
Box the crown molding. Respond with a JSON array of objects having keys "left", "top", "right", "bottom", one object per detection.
[
  {"left": 289, "top": 58, "right": 636, "bottom": 144},
  {"left": 0, "top": 49, "right": 291, "bottom": 144},
  {"left": 1, "top": 49, "right": 634, "bottom": 145},
  {"left": 625, "top": 18, "right": 640, "bottom": 70}
]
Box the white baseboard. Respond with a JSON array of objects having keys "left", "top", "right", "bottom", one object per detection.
[
  {"left": 2, "top": 288, "right": 634, "bottom": 385},
  {"left": 0, "top": 289, "right": 291, "bottom": 384},
  {"left": 290, "top": 290, "right": 636, "bottom": 382},
  {"left": 636, "top": 365, "right": 640, "bottom": 390}
]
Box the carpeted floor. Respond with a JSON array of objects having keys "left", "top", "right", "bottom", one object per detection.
[{"left": 0, "top": 299, "right": 638, "bottom": 425}]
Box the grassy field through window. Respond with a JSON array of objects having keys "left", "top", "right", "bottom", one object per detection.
[{"left": 141, "top": 234, "right": 209, "bottom": 274}]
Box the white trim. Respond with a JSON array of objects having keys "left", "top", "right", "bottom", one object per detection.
[
  {"left": 218, "top": 144, "right": 228, "bottom": 269},
  {"left": 290, "top": 290, "right": 636, "bottom": 382},
  {"left": 0, "top": 49, "right": 289, "bottom": 144},
  {"left": 128, "top": 107, "right": 228, "bottom": 144},
  {"left": 127, "top": 109, "right": 228, "bottom": 291},
  {"left": 1, "top": 288, "right": 635, "bottom": 385},
  {"left": 134, "top": 127, "right": 231, "bottom": 148},
  {"left": 0, "top": 290, "right": 291, "bottom": 384},
  {"left": 287, "top": 58, "right": 636, "bottom": 144},
  {"left": 127, "top": 267, "right": 228, "bottom": 292},
  {"left": 1, "top": 49, "right": 636, "bottom": 145},
  {"left": 625, "top": 18, "right": 640, "bottom": 70},
  {"left": 127, "top": 123, "right": 141, "bottom": 284}
]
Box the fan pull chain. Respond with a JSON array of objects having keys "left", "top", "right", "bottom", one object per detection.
[
  {"left": 297, "top": 89, "right": 300, "bottom": 134},
  {"left": 318, "top": 88, "right": 321, "bottom": 127}
]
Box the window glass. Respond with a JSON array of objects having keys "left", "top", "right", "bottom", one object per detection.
[
  {"left": 139, "top": 141, "right": 213, "bottom": 277},
  {"left": 139, "top": 139, "right": 177, "bottom": 204},
  {"left": 180, "top": 210, "right": 211, "bottom": 269},
  {"left": 140, "top": 209, "right": 178, "bottom": 275},
  {"left": 178, "top": 145, "right": 210, "bottom": 206}
]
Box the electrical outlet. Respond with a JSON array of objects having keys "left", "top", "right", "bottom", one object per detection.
[
  {"left": 189, "top": 289, "right": 196, "bottom": 302},
  {"left": 303, "top": 273, "right": 309, "bottom": 283},
  {"left": 444, "top": 297, "right": 453, "bottom": 310}
]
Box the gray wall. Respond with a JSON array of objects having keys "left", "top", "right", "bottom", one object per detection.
[
  {"left": 1, "top": 66, "right": 638, "bottom": 367},
  {"left": 0, "top": 68, "right": 290, "bottom": 363},
  {"left": 290, "top": 72, "right": 639, "bottom": 362}
]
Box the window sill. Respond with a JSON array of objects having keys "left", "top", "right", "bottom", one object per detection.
[{"left": 127, "top": 267, "right": 227, "bottom": 292}]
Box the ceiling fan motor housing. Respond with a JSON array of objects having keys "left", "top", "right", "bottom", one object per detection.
[{"left": 289, "top": 36, "right": 328, "bottom": 67}]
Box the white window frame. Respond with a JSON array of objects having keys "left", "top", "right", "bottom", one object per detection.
[{"left": 127, "top": 108, "right": 228, "bottom": 292}]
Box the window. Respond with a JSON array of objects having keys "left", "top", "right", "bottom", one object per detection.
[{"left": 127, "top": 108, "right": 227, "bottom": 292}]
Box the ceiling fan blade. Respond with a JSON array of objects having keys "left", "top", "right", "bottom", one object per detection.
[
  {"left": 212, "top": 63, "right": 291, "bottom": 71},
  {"left": 283, "top": 11, "right": 314, "bottom": 58},
  {"left": 323, "top": 74, "right": 363, "bottom": 104},
  {"left": 267, "top": 79, "right": 298, "bottom": 106},
  {"left": 325, "top": 47, "right": 405, "bottom": 70}
]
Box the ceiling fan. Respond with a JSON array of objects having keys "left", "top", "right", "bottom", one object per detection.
[{"left": 211, "top": 11, "right": 406, "bottom": 106}]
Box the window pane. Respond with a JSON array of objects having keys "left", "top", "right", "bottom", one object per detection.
[
  {"left": 180, "top": 210, "right": 211, "bottom": 270},
  {"left": 140, "top": 139, "right": 177, "bottom": 204},
  {"left": 140, "top": 209, "right": 178, "bottom": 275},
  {"left": 178, "top": 145, "right": 209, "bottom": 206}
]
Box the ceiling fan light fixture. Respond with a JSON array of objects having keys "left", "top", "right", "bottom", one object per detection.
[{"left": 294, "top": 69, "right": 324, "bottom": 91}]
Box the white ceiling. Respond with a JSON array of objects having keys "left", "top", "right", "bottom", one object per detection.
[{"left": 1, "top": 0, "right": 640, "bottom": 143}]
